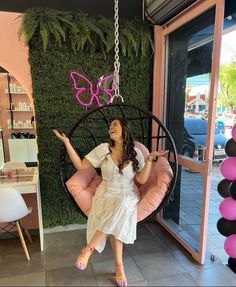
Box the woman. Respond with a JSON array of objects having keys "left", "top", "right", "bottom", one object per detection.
[{"left": 53, "top": 118, "right": 167, "bottom": 287}]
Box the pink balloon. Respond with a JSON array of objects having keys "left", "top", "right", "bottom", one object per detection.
[
  {"left": 220, "top": 157, "right": 236, "bottom": 180},
  {"left": 233, "top": 124, "right": 236, "bottom": 141},
  {"left": 224, "top": 234, "right": 236, "bottom": 258},
  {"left": 219, "top": 197, "right": 236, "bottom": 220}
]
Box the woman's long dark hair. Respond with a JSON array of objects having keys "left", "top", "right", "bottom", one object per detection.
[{"left": 108, "top": 117, "right": 139, "bottom": 174}]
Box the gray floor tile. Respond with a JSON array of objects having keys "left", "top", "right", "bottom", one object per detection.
[
  {"left": 146, "top": 222, "right": 184, "bottom": 250},
  {"left": 91, "top": 259, "right": 116, "bottom": 286},
  {"left": 207, "top": 235, "right": 225, "bottom": 250},
  {"left": 0, "top": 235, "right": 41, "bottom": 256},
  {"left": 129, "top": 280, "right": 149, "bottom": 286},
  {"left": 208, "top": 248, "right": 228, "bottom": 264},
  {"left": 189, "top": 265, "right": 236, "bottom": 286},
  {"left": 89, "top": 241, "right": 115, "bottom": 263},
  {"left": 0, "top": 272, "right": 46, "bottom": 286},
  {"left": 136, "top": 224, "right": 152, "bottom": 236},
  {"left": 80, "top": 229, "right": 87, "bottom": 243},
  {"left": 132, "top": 251, "right": 186, "bottom": 281},
  {"left": 126, "top": 233, "right": 168, "bottom": 256},
  {"left": 44, "top": 242, "right": 84, "bottom": 270},
  {"left": 92, "top": 256, "right": 145, "bottom": 286},
  {"left": 147, "top": 272, "right": 199, "bottom": 286},
  {"left": 0, "top": 251, "right": 45, "bottom": 278},
  {"left": 207, "top": 224, "right": 220, "bottom": 235},
  {"left": 44, "top": 229, "right": 85, "bottom": 249},
  {"left": 46, "top": 265, "right": 97, "bottom": 286},
  {"left": 90, "top": 240, "right": 133, "bottom": 264},
  {"left": 171, "top": 248, "right": 224, "bottom": 274},
  {"left": 207, "top": 215, "right": 221, "bottom": 225}
]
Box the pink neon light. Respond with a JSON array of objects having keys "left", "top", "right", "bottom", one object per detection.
[{"left": 70, "top": 71, "right": 115, "bottom": 107}]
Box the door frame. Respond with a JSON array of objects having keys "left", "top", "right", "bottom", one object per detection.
[{"left": 152, "top": 0, "right": 225, "bottom": 264}]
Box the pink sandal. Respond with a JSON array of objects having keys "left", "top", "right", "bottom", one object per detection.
[
  {"left": 115, "top": 264, "right": 128, "bottom": 286},
  {"left": 75, "top": 244, "right": 94, "bottom": 270}
]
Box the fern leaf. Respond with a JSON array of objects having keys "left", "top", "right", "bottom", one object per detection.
[
  {"left": 87, "top": 19, "right": 106, "bottom": 45},
  {"left": 119, "top": 34, "right": 127, "bottom": 57},
  {"left": 121, "top": 24, "right": 138, "bottom": 56},
  {"left": 39, "top": 17, "right": 49, "bottom": 51},
  {"left": 48, "top": 22, "right": 61, "bottom": 47},
  {"left": 51, "top": 19, "right": 66, "bottom": 41},
  {"left": 19, "top": 10, "right": 39, "bottom": 44},
  {"left": 106, "top": 33, "right": 115, "bottom": 52}
]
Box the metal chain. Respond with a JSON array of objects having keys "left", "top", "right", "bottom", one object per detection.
[{"left": 111, "top": 0, "right": 124, "bottom": 103}]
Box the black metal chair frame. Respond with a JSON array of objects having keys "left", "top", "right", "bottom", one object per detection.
[{"left": 60, "top": 103, "right": 178, "bottom": 224}]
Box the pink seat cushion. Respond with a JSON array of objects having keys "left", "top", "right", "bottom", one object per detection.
[
  {"left": 134, "top": 141, "right": 149, "bottom": 160},
  {"left": 66, "top": 167, "right": 102, "bottom": 216},
  {"left": 66, "top": 143, "right": 173, "bottom": 221},
  {"left": 133, "top": 142, "right": 149, "bottom": 188},
  {"left": 137, "top": 157, "right": 173, "bottom": 222}
]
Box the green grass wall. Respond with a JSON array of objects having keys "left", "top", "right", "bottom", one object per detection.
[{"left": 28, "top": 13, "right": 153, "bottom": 228}]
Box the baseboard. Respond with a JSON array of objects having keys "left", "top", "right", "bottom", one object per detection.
[{"left": 44, "top": 223, "right": 87, "bottom": 234}]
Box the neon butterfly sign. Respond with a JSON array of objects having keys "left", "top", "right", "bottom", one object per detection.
[{"left": 70, "top": 71, "right": 115, "bottom": 107}]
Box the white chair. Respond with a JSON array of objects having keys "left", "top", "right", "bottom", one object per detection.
[
  {"left": 2, "top": 162, "right": 27, "bottom": 170},
  {"left": 0, "top": 187, "right": 33, "bottom": 260}
]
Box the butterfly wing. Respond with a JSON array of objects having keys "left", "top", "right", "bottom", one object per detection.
[
  {"left": 70, "top": 71, "right": 95, "bottom": 107},
  {"left": 95, "top": 74, "right": 115, "bottom": 106}
]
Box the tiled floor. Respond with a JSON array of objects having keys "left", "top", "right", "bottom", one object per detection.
[
  {"left": 178, "top": 163, "right": 229, "bottom": 264},
  {"left": 0, "top": 220, "right": 235, "bottom": 286},
  {"left": 0, "top": 137, "right": 235, "bottom": 286}
]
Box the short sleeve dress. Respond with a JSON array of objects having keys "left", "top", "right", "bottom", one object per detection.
[{"left": 85, "top": 143, "right": 145, "bottom": 253}]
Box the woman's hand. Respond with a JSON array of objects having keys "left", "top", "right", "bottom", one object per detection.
[
  {"left": 136, "top": 149, "right": 169, "bottom": 184},
  {"left": 53, "top": 129, "right": 70, "bottom": 145},
  {"left": 53, "top": 129, "right": 90, "bottom": 170},
  {"left": 147, "top": 150, "right": 169, "bottom": 162}
]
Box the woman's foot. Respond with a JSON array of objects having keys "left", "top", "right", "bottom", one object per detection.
[
  {"left": 115, "top": 263, "right": 128, "bottom": 286},
  {"left": 75, "top": 244, "right": 94, "bottom": 270}
]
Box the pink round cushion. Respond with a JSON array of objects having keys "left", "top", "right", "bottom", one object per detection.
[
  {"left": 66, "top": 143, "right": 173, "bottom": 221},
  {"left": 133, "top": 142, "right": 149, "bottom": 188},
  {"left": 66, "top": 167, "right": 102, "bottom": 216},
  {"left": 134, "top": 141, "right": 149, "bottom": 160},
  {"left": 137, "top": 156, "right": 173, "bottom": 222}
]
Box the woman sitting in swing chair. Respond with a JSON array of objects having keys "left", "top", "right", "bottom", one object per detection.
[{"left": 53, "top": 117, "right": 168, "bottom": 287}]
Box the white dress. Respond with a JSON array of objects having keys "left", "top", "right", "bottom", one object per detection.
[{"left": 85, "top": 143, "right": 145, "bottom": 253}]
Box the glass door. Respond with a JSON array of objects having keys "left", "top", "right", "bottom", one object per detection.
[{"left": 153, "top": 0, "right": 225, "bottom": 263}]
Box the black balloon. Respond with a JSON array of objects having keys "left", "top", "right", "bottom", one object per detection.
[
  {"left": 217, "top": 217, "right": 236, "bottom": 237},
  {"left": 217, "top": 179, "right": 231, "bottom": 198},
  {"left": 228, "top": 257, "right": 236, "bottom": 274},
  {"left": 229, "top": 180, "right": 236, "bottom": 200},
  {"left": 225, "top": 138, "right": 236, "bottom": 156}
]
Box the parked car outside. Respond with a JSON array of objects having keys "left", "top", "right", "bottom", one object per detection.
[{"left": 183, "top": 117, "right": 228, "bottom": 162}]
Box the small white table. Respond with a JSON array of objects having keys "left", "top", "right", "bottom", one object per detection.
[{"left": 0, "top": 167, "right": 44, "bottom": 251}]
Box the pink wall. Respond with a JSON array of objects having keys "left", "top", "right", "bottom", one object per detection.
[
  {"left": 0, "top": 12, "right": 38, "bottom": 231},
  {"left": 0, "top": 11, "right": 33, "bottom": 106}
]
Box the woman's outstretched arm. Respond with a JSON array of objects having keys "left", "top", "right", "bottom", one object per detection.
[
  {"left": 53, "top": 129, "right": 92, "bottom": 170},
  {"left": 135, "top": 150, "right": 168, "bottom": 184}
]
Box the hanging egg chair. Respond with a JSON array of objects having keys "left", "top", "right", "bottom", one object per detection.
[
  {"left": 59, "top": 0, "right": 178, "bottom": 224},
  {"left": 60, "top": 103, "right": 178, "bottom": 224}
]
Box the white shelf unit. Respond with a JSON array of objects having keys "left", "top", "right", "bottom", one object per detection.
[
  {"left": 6, "top": 80, "right": 33, "bottom": 129},
  {"left": 8, "top": 139, "right": 38, "bottom": 162}
]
